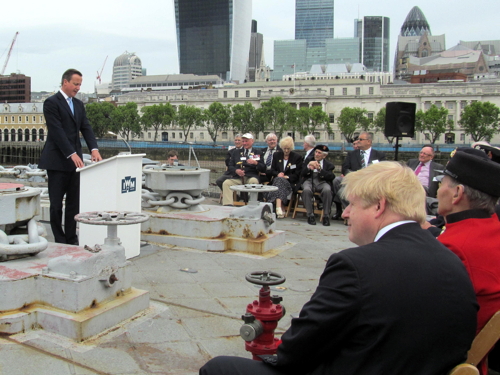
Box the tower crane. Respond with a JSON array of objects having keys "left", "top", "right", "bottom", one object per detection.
[
  {"left": 96, "top": 56, "right": 108, "bottom": 84},
  {"left": 1, "top": 32, "right": 19, "bottom": 75}
]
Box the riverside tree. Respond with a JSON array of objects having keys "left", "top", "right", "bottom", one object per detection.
[
  {"left": 415, "top": 104, "right": 454, "bottom": 144},
  {"left": 459, "top": 101, "right": 500, "bottom": 142},
  {"left": 140, "top": 103, "right": 176, "bottom": 142}
]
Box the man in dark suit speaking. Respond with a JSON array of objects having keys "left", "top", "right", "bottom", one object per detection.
[
  {"left": 39, "top": 69, "right": 102, "bottom": 245},
  {"left": 200, "top": 162, "right": 477, "bottom": 375}
]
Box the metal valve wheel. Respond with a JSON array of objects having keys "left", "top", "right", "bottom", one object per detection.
[
  {"left": 75, "top": 211, "right": 149, "bottom": 225},
  {"left": 245, "top": 270, "right": 286, "bottom": 286}
]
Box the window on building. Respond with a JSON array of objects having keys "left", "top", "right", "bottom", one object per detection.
[
  {"left": 257, "top": 90, "right": 261, "bottom": 97},
  {"left": 33, "top": 116, "right": 36, "bottom": 122},
  {"left": 246, "top": 90, "right": 250, "bottom": 98},
  {"left": 424, "top": 133, "right": 431, "bottom": 141},
  {"left": 448, "top": 115, "right": 453, "bottom": 122},
  {"left": 4, "top": 116, "right": 7, "bottom": 122},
  {"left": 222, "top": 132, "right": 228, "bottom": 140},
  {"left": 461, "top": 101, "right": 467, "bottom": 109},
  {"left": 460, "top": 134, "right": 465, "bottom": 141},
  {"left": 172, "top": 133, "right": 175, "bottom": 139},
  {"left": 424, "top": 102, "right": 431, "bottom": 110},
  {"left": 190, "top": 132, "right": 194, "bottom": 139},
  {"left": 223, "top": 91, "right": 227, "bottom": 98},
  {"left": 369, "top": 87, "right": 374, "bottom": 95},
  {"left": 367, "top": 112, "right": 374, "bottom": 120},
  {"left": 356, "top": 87, "right": 361, "bottom": 95},
  {"left": 200, "top": 132, "right": 204, "bottom": 139},
  {"left": 447, "top": 102, "right": 454, "bottom": 110},
  {"left": 435, "top": 102, "right": 442, "bottom": 108},
  {"left": 329, "top": 113, "right": 335, "bottom": 123},
  {"left": 328, "top": 133, "right": 335, "bottom": 140},
  {"left": 24, "top": 129, "right": 30, "bottom": 141},
  {"left": 342, "top": 88, "right": 347, "bottom": 95},
  {"left": 39, "top": 129, "right": 44, "bottom": 141},
  {"left": 31, "top": 129, "right": 37, "bottom": 141},
  {"left": 330, "top": 88, "right": 334, "bottom": 96},
  {"left": 148, "top": 132, "right": 151, "bottom": 139},
  {"left": 314, "top": 132, "right": 320, "bottom": 140},
  {"left": 18, "top": 116, "right": 21, "bottom": 122},
  {"left": 235, "top": 91, "right": 239, "bottom": 98},
  {"left": 179, "top": 132, "right": 182, "bottom": 139},
  {"left": 317, "top": 88, "right": 321, "bottom": 93},
  {"left": 25, "top": 116, "right": 29, "bottom": 122}
]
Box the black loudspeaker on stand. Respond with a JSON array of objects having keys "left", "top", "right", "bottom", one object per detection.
[{"left": 384, "top": 102, "right": 416, "bottom": 161}]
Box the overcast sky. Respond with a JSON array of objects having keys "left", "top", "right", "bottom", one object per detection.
[{"left": 1, "top": 0, "right": 497, "bottom": 93}]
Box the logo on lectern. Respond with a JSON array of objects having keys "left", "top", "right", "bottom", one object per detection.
[{"left": 121, "top": 176, "right": 137, "bottom": 193}]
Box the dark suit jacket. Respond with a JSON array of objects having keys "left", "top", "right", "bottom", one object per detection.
[
  {"left": 261, "top": 223, "right": 478, "bottom": 375},
  {"left": 268, "top": 151, "right": 303, "bottom": 186},
  {"left": 224, "top": 147, "right": 242, "bottom": 167},
  {"left": 407, "top": 159, "right": 445, "bottom": 198},
  {"left": 39, "top": 92, "right": 98, "bottom": 171},
  {"left": 227, "top": 147, "right": 266, "bottom": 180},
  {"left": 342, "top": 148, "right": 386, "bottom": 175},
  {"left": 299, "top": 158, "right": 335, "bottom": 189}
]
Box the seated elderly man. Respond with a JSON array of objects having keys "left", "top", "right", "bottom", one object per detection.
[
  {"left": 406, "top": 145, "right": 444, "bottom": 198},
  {"left": 199, "top": 162, "right": 477, "bottom": 375},
  {"left": 436, "top": 150, "right": 500, "bottom": 375},
  {"left": 299, "top": 145, "right": 335, "bottom": 226},
  {"left": 221, "top": 133, "right": 266, "bottom": 206}
]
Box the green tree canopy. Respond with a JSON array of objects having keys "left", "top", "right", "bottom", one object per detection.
[
  {"left": 176, "top": 105, "right": 204, "bottom": 143},
  {"left": 257, "top": 96, "right": 293, "bottom": 139},
  {"left": 371, "top": 107, "right": 394, "bottom": 143},
  {"left": 337, "top": 107, "right": 370, "bottom": 142},
  {"left": 85, "top": 101, "right": 116, "bottom": 138},
  {"left": 458, "top": 101, "right": 500, "bottom": 142},
  {"left": 231, "top": 102, "right": 257, "bottom": 135},
  {"left": 111, "top": 102, "right": 142, "bottom": 142},
  {"left": 140, "top": 103, "right": 176, "bottom": 142},
  {"left": 415, "top": 104, "right": 454, "bottom": 144},
  {"left": 204, "top": 102, "right": 232, "bottom": 144}
]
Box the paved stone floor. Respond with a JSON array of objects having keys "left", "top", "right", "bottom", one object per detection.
[{"left": 0, "top": 198, "right": 351, "bottom": 375}]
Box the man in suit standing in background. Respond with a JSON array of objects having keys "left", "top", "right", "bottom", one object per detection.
[
  {"left": 406, "top": 145, "right": 444, "bottom": 198},
  {"left": 39, "top": 69, "right": 102, "bottom": 245}
]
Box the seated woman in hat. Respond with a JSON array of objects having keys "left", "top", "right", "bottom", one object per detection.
[{"left": 265, "top": 137, "right": 303, "bottom": 218}]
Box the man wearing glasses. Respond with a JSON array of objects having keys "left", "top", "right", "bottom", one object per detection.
[
  {"left": 341, "top": 132, "right": 385, "bottom": 175},
  {"left": 407, "top": 145, "right": 444, "bottom": 198}
]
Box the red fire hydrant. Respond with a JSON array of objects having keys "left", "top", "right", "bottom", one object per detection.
[{"left": 240, "top": 270, "right": 286, "bottom": 360}]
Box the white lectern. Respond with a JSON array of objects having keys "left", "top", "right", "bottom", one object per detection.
[{"left": 78, "top": 153, "right": 145, "bottom": 259}]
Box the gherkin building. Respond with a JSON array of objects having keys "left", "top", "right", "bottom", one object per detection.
[{"left": 400, "top": 6, "right": 431, "bottom": 37}]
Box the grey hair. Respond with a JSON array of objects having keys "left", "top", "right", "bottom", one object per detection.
[
  {"left": 448, "top": 178, "right": 499, "bottom": 214},
  {"left": 304, "top": 135, "right": 316, "bottom": 147},
  {"left": 266, "top": 133, "right": 277, "bottom": 141}
]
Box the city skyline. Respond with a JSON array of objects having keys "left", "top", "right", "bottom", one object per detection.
[{"left": 1, "top": 0, "right": 498, "bottom": 93}]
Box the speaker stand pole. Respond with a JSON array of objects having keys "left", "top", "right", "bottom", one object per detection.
[{"left": 394, "top": 137, "right": 400, "bottom": 161}]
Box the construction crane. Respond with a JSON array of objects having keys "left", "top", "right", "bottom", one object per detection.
[
  {"left": 1, "top": 32, "right": 19, "bottom": 76},
  {"left": 96, "top": 56, "right": 108, "bottom": 84}
]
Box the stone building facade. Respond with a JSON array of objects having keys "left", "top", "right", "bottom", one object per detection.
[{"left": 117, "top": 78, "right": 500, "bottom": 145}]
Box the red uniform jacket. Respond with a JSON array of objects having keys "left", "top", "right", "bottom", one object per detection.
[{"left": 439, "top": 209, "right": 500, "bottom": 374}]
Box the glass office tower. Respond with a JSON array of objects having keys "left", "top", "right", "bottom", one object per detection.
[
  {"left": 174, "top": 0, "right": 252, "bottom": 82},
  {"left": 295, "top": 0, "right": 334, "bottom": 48},
  {"left": 355, "top": 16, "right": 390, "bottom": 72}
]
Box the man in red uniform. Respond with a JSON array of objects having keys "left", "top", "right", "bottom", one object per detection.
[{"left": 437, "top": 150, "right": 500, "bottom": 374}]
